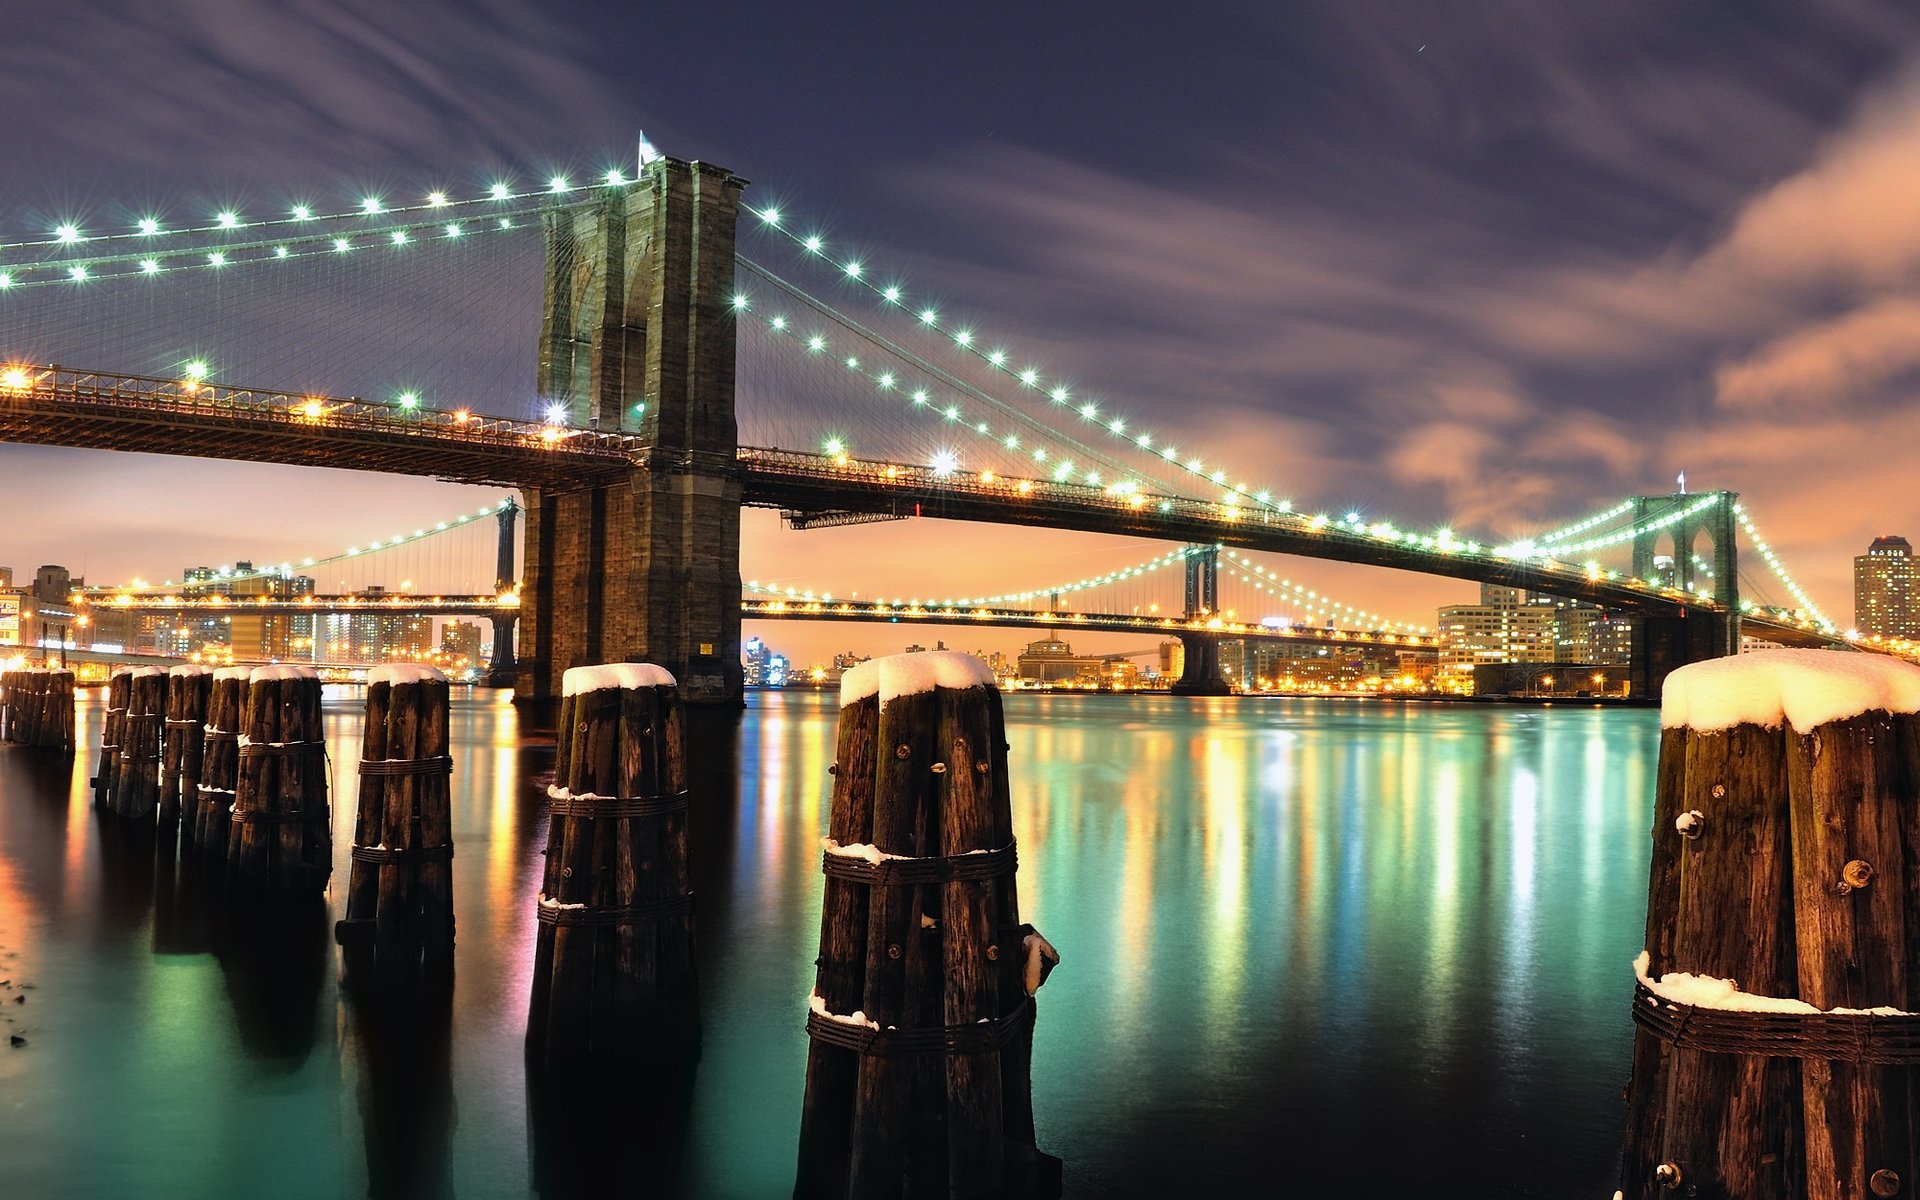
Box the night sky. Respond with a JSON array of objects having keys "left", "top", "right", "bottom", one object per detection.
[{"left": 5, "top": 0, "right": 1920, "bottom": 665}]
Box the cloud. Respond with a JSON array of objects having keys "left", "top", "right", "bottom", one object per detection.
[{"left": 1715, "top": 294, "right": 1920, "bottom": 408}]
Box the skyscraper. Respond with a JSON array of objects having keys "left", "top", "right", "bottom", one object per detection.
[{"left": 1855, "top": 535, "right": 1920, "bottom": 638}]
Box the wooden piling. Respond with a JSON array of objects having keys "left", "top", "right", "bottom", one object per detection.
[
  {"left": 112, "top": 667, "right": 168, "bottom": 820},
  {"left": 191, "top": 667, "right": 250, "bottom": 856},
  {"left": 795, "top": 652, "right": 1059, "bottom": 1200},
  {"left": 160, "top": 666, "right": 214, "bottom": 824},
  {"left": 0, "top": 668, "right": 71, "bottom": 751},
  {"left": 336, "top": 664, "right": 455, "bottom": 988},
  {"left": 1619, "top": 650, "right": 1920, "bottom": 1200},
  {"left": 226, "top": 666, "right": 331, "bottom": 892},
  {"left": 526, "top": 663, "right": 696, "bottom": 1068},
  {"left": 92, "top": 669, "right": 131, "bottom": 808}
]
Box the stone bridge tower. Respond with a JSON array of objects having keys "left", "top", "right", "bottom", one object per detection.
[{"left": 516, "top": 156, "right": 747, "bottom": 711}]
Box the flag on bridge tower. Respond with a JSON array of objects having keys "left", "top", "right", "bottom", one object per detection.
[{"left": 1677, "top": 470, "right": 1686, "bottom": 495}]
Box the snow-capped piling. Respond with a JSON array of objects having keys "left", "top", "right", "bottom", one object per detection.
[
  {"left": 159, "top": 666, "right": 213, "bottom": 824},
  {"left": 1620, "top": 649, "right": 1920, "bottom": 1200},
  {"left": 336, "top": 664, "right": 455, "bottom": 988},
  {"left": 225, "top": 666, "right": 330, "bottom": 892},
  {"left": 109, "top": 667, "right": 168, "bottom": 820},
  {"left": 795, "top": 651, "right": 1060, "bottom": 1200},
  {"left": 1, "top": 668, "right": 74, "bottom": 751},
  {"left": 190, "top": 667, "right": 250, "bottom": 855},
  {"left": 526, "top": 662, "right": 696, "bottom": 1067},
  {"left": 91, "top": 668, "right": 131, "bottom": 807}
]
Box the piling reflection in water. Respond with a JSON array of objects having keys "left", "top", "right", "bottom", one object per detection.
[{"left": 0, "top": 685, "right": 1657, "bottom": 1198}]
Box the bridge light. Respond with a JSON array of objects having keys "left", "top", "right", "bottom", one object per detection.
[
  {"left": 1, "top": 367, "right": 28, "bottom": 390},
  {"left": 824, "top": 437, "right": 845, "bottom": 456},
  {"left": 67, "top": 265, "right": 87, "bottom": 282},
  {"left": 217, "top": 210, "right": 240, "bottom": 228},
  {"left": 1079, "top": 403, "right": 1098, "bottom": 419},
  {"left": 602, "top": 169, "right": 624, "bottom": 187},
  {"left": 291, "top": 205, "right": 313, "bottom": 220},
  {"left": 444, "top": 223, "right": 462, "bottom": 238},
  {"left": 548, "top": 175, "right": 570, "bottom": 193},
  {"left": 137, "top": 217, "right": 161, "bottom": 235},
  {"left": 843, "top": 261, "right": 862, "bottom": 278},
  {"left": 453, "top": 409, "right": 470, "bottom": 423},
  {"left": 490, "top": 183, "right": 511, "bottom": 200},
  {"left": 397, "top": 391, "right": 419, "bottom": 410},
  {"left": 301, "top": 400, "right": 324, "bottom": 419},
  {"left": 333, "top": 238, "right": 351, "bottom": 253},
  {"left": 731, "top": 294, "right": 749, "bottom": 310},
  {"left": 804, "top": 235, "right": 824, "bottom": 253},
  {"left": 954, "top": 330, "right": 973, "bottom": 346},
  {"left": 390, "top": 230, "right": 409, "bottom": 245},
  {"left": 943, "top": 405, "right": 959, "bottom": 420},
  {"left": 54, "top": 223, "right": 81, "bottom": 243},
  {"left": 770, "top": 316, "right": 787, "bottom": 330},
  {"left": 758, "top": 206, "right": 781, "bottom": 226},
  {"left": 182, "top": 360, "right": 209, "bottom": 381},
  {"left": 877, "top": 373, "right": 894, "bottom": 389},
  {"left": 807, "top": 336, "right": 825, "bottom": 352},
  {"left": 988, "top": 350, "right": 1007, "bottom": 366},
  {"left": 1018, "top": 368, "right": 1038, "bottom": 386},
  {"left": 919, "top": 308, "right": 938, "bottom": 325},
  {"left": 361, "top": 196, "right": 384, "bottom": 214},
  {"left": 883, "top": 286, "right": 901, "bottom": 303},
  {"left": 137, "top": 260, "right": 159, "bottom": 274},
  {"left": 911, "top": 390, "right": 928, "bottom": 404},
  {"left": 844, "top": 355, "right": 859, "bottom": 369},
  {"left": 207, "top": 252, "right": 226, "bottom": 267},
  {"left": 931, "top": 449, "right": 959, "bottom": 477},
  {"left": 273, "top": 245, "right": 289, "bottom": 258}
]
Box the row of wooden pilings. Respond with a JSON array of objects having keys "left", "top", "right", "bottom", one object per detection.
[
  {"left": 63, "top": 652, "right": 1059, "bottom": 1196},
  {"left": 0, "top": 667, "right": 76, "bottom": 751}
]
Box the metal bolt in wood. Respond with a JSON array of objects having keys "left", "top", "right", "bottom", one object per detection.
[
  {"left": 1655, "top": 1161, "right": 1684, "bottom": 1190},
  {"left": 1872, "top": 1168, "right": 1901, "bottom": 1196}
]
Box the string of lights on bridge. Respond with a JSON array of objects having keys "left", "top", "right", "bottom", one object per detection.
[
  {"left": 0, "top": 159, "right": 1844, "bottom": 635},
  {"left": 95, "top": 497, "right": 515, "bottom": 592}
]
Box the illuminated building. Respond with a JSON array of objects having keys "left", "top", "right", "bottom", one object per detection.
[{"left": 1855, "top": 535, "right": 1920, "bottom": 638}]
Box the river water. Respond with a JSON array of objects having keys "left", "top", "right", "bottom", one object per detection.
[{"left": 0, "top": 686, "right": 1654, "bottom": 1198}]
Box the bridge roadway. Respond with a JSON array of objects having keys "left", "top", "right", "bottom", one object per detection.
[
  {"left": 0, "top": 365, "right": 1844, "bottom": 652},
  {"left": 73, "top": 592, "right": 1437, "bottom": 653}
]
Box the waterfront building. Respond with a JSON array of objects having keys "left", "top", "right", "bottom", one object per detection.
[
  {"left": 441, "top": 619, "right": 484, "bottom": 671},
  {"left": 1015, "top": 637, "right": 1108, "bottom": 684},
  {"left": 1436, "top": 583, "right": 1556, "bottom": 690},
  {"left": 1855, "top": 535, "right": 1920, "bottom": 638},
  {"left": 0, "top": 564, "right": 81, "bottom": 659}
]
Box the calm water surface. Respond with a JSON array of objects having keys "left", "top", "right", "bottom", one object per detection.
[{"left": 0, "top": 687, "right": 1655, "bottom": 1197}]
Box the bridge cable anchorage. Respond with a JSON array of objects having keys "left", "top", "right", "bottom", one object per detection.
[{"left": 742, "top": 201, "right": 1302, "bottom": 518}]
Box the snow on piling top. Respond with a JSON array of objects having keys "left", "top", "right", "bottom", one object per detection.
[
  {"left": 127, "top": 666, "right": 166, "bottom": 678},
  {"left": 839, "top": 650, "right": 996, "bottom": 708},
  {"left": 561, "top": 663, "right": 677, "bottom": 696},
  {"left": 213, "top": 666, "right": 254, "bottom": 681},
  {"left": 1661, "top": 648, "right": 1920, "bottom": 733},
  {"left": 367, "top": 664, "right": 447, "bottom": 686},
  {"left": 248, "top": 665, "right": 318, "bottom": 682},
  {"left": 168, "top": 664, "right": 214, "bottom": 678}
]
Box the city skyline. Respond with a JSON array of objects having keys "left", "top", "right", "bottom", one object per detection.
[{"left": 5, "top": 4, "right": 1920, "bottom": 668}]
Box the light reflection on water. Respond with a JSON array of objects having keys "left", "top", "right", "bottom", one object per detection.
[{"left": 0, "top": 686, "right": 1655, "bottom": 1197}]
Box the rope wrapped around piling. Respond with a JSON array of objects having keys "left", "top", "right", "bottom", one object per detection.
[
  {"left": 806, "top": 995, "right": 1034, "bottom": 1058},
  {"left": 238, "top": 740, "right": 326, "bottom": 758},
  {"left": 352, "top": 843, "right": 454, "bottom": 864},
  {"left": 534, "top": 891, "right": 694, "bottom": 926},
  {"left": 820, "top": 840, "right": 1017, "bottom": 886},
  {"left": 545, "top": 787, "right": 688, "bottom": 818},
  {"left": 357, "top": 755, "right": 454, "bottom": 778},
  {"left": 1632, "top": 981, "right": 1920, "bottom": 1066}
]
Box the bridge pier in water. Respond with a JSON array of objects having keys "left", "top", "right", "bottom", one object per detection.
[
  {"left": 515, "top": 156, "right": 748, "bottom": 713},
  {"left": 1170, "top": 545, "right": 1231, "bottom": 696}
]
